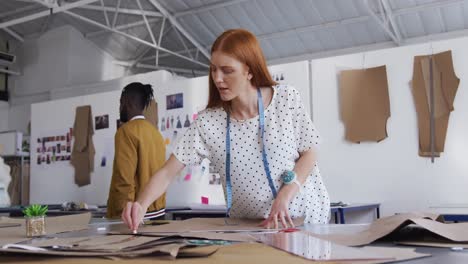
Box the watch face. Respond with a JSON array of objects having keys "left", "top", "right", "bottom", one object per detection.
[{"left": 282, "top": 171, "right": 294, "bottom": 183}]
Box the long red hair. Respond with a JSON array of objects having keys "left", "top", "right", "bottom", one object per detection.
[{"left": 206, "top": 29, "right": 277, "bottom": 110}]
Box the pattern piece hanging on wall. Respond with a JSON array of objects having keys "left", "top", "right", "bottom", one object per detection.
[
  {"left": 411, "top": 50, "right": 459, "bottom": 161},
  {"left": 339, "top": 66, "right": 390, "bottom": 143},
  {"left": 70, "top": 105, "right": 95, "bottom": 187}
]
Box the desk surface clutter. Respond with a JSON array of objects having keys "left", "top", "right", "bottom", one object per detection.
[{"left": 1, "top": 212, "right": 468, "bottom": 263}]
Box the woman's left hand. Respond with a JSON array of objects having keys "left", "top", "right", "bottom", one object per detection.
[{"left": 260, "top": 184, "right": 299, "bottom": 229}]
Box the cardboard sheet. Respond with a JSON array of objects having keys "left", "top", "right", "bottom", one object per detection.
[
  {"left": 353, "top": 246, "right": 431, "bottom": 264},
  {"left": 255, "top": 231, "right": 395, "bottom": 262},
  {"left": 398, "top": 241, "right": 468, "bottom": 248},
  {"left": 0, "top": 242, "right": 185, "bottom": 258},
  {"left": 0, "top": 213, "right": 91, "bottom": 246},
  {"left": 308, "top": 212, "right": 440, "bottom": 246},
  {"left": 411, "top": 50, "right": 459, "bottom": 158},
  {"left": 110, "top": 217, "right": 304, "bottom": 243},
  {"left": 253, "top": 232, "right": 427, "bottom": 263},
  {"left": 339, "top": 66, "right": 390, "bottom": 143},
  {"left": 0, "top": 243, "right": 431, "bottom": 264},
  {"left": 128, "top": 217, "right": 304, "bottom": 234}
]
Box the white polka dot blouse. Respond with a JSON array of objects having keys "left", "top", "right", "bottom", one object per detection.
[{"left": 174, "top": 84, "right": 330, "bottom": 224}]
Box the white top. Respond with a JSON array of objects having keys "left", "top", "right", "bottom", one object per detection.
[
  {"left": 130, "top": 115, "right": 145, "bottom": 121},
  {"left": 174, "top": 85, "right": 330, "bottom": 224}
]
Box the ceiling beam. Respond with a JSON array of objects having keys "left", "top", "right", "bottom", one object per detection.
[
  {"left": 155, "top": 17, "right": 166, "bottom": 66},
  {"left": 174, "top": 0, "right": 250, "bottom": 18},
  {"left": 111, "top": 0, "right": 122, "bottom": 28},
  {"left": 0, "top": 5, "right": 38, "bottom": 19},
  {"left": 3, "top": 28, "right": 24, "bottom": 42},
  {"left": 0, "top": 0, "right": 98, "bottom": 29},
  {"left": 381, "top": 0, "right": 403, "bottom": 41},
  {"left": 0, "top": 68, "right": 20, "bottom": 75},
  {"left": 147, "top": 0, "right": 210, "bottom": 60},
  {"left": 113, "top": 60, "right": 206, "bottom": 75},
  {"left": 136, "top": 0, "right": 156, "bottom": 45},
  {"left": 64, "top": 10, "right": 209, "bottom": 68},
  {"left": 268, "top": 26, "right": 468, "bottom": 66},
  {"left": 139, "top": 0, "right": 462, "bottom": 62},
  {"left": 85, "top": 17, "right": 160, "bottom": 38},
  {"left": 364, "top": 0, "right": 401, "bottom": 45},
  {"left": 76, "top": 4, "right": 163, "bottom": 17},
  {"left": 31, "top": 0, "right": 58, "bottom": 8},
  {"left": 393, "top": 0, "right": 463, "bottom": 16}
]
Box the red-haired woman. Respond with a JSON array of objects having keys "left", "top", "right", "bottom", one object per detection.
[{"left": 122, "top": 29, "right": 330, "bottom": 231}]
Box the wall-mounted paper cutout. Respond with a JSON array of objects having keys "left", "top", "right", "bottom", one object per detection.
[
  {"left": 411, "top": 50, "right": 459, "bottom": 160},
  {"left": 201, "top": 196, "right": 209, "bottom": 205},
  {"left": 339, "top": 66, "right": 390, "bottom": 143}
]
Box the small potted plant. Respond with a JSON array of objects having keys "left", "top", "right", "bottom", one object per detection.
[{"left": 23, "top": 204, "right": 48, "bottom": 237}]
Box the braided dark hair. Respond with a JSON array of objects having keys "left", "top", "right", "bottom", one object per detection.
[{"left": 121, "top": 82, "right": 154, "bottom": 111}]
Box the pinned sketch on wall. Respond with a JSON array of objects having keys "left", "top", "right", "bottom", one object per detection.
[
  {"left": 209, "top": 173, "right": 221, "bottom": 185},
  {"left": 160, "top": 117, "right": 165, "bottom": 131},
  {"left": 271, "top": 71, "right": 286, "bottom": 84},
  {"left": 166, "top": 93, "right": 183, "bottom": 110},
  {"left": 184, "top": 114, "right": 191, "bottom": 127},
  {"left": 35, "top": 128, "right": 73, "bottom": 166},
  {"left": 95, "top": 114, "right": 109, "bottom": 130},
  {"left": 176, "top": 116, "right": 182, "bottom": 128},
  {"left": 100, "top": 137, "right": 114, "bottom": 168}
]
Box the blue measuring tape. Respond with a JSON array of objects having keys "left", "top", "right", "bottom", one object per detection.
[{"left": 225, "top": 88, "right": 277, "bottom": 217}]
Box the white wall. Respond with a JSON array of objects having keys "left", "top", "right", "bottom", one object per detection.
[
  {"left": 31, "top": 90, "right": 120, "bottom": 204},
  {"left": 4, "top": 25, "right": 126, "bottom": 134},
  {"left": 312, "top": 36, "right": 468, "bottom": 216}
]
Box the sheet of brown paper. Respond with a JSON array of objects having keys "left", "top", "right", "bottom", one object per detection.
[
  {"left": 411, "top": 50, "right": 459, "bottom": 157},
  {"left": 132, "top": 217, "right": 303, "bottom": 233},
  {"left": 307, "top": 212, "right": 439, "bottom": 246},
  {"left": 110, "top": 217, "right": 304, "bottom": 243},
  {"left": 253, "top": 232, "right": 431, "bottom": 263},
  {"left": 109, "top": 231, "right": 256, "bottom": 243},
  {"left": 0, "top": 242, "right": 431, "bottom": 264},
  {"left": 0, "top": 213, "right": 91, "bottom": 246},
  {"left": 420, "top": 57, "right": 450, "bottom": 118},
  {"left": 398, "top": 241, "right": 468, "bottom": 248},
  {"left": 0, "top": 242, "right": 186, "bottom": 258},
  {"left": 143, "top": 99, "right": 158, "bottom": 129},
  {"left": 339, "top": 65, "right": 390, "bottom": 143},
  {"left": 352, "top": 246, "right": 431, "bottom": 264},
  {"left": 411, "top": 218, "right": 468, "bottom": 242},
  {"left": 71, "top": 105, "right": 95, "bottom": 187},
  {"left": 255, "top": 231, "right": 395, "bottom": 262}
]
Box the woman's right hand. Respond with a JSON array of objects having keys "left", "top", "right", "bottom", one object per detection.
[{"left": 122, "top": 201, "right": 146, "bottom": 232}]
